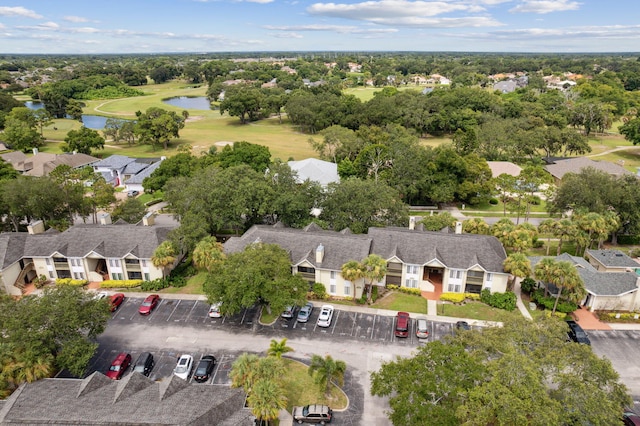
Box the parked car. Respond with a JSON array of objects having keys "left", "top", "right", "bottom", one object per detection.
[
  {"left": 173, "top": 354, "right": 193, "bottom": 380},
  {"left": 566, "top": 320, "right": 591, "bottom": 345},
  {"left": 208, "top": 302, "right": 222, "bottom": 318},
  {"left": 132, "top": 352, "right": 154, "bottom": 376},
  {"left": 292, "top": 404, "right": 333, "bottom": 424},
  {"left": 193, "top": 355, "right": 216, "bottom": 383},
  {"left": 138, "top": 294, "right": 160, "bottom": 315},
  {"left": 395, "top": 312, "right": 410, "bottom": 338},
  {"left": 127, "top": 190, "right": 139, "bottom": 197},
  {"left": 456, "top": 321, "right": 471, "bottom": 331},
  {"left": 623, "top": 411, "right": 640, "bottom": 426},
  {"left": 297, "top": 302, "right": 314, "bottom": 323},
  {"left": 316, "top": 305, "right": 334, "bottom": 328},
  {"left": 94, "top": 291, "right": 109, "bottom": 301},
  {"left": 281, "top": 305, "right": 296, "bottom": 319},
  {"left": 415, "top": 318, "right": 429, "bottom": 339},
  {"left": 110, "top": 293, "right": 125, "bottom": 312},
  {"left": 106, "top": 352, "right": 131, "bottom": 380}
]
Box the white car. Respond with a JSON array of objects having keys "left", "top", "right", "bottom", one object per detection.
[
  {"left": 316, "top": 305, "right": 334, "bottom": 328},
  {"left": 173, "top": 354, "right": 193, "bottom": 380},
  {"left": 208, "top": 302, "right": 222, "bottom": 318}
]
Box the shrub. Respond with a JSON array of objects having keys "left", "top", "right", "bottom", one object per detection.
[
  {"left": 464, "top": 292, "right": 481, "bottom": 301},
  {"left": 480, "top": 289, "right": 516, "bottom": 311},
  {"left": 100, "top": 279, "right": 143, "bottom": 289},
  {"left": 628, "top": 248, "right": 640, "bottom": 258},
  {"left": 440, "top": 292, "right": 465, "bottom": 303},
  {"left": 358, "top": 293, "right": 368, "bottom": 305},
  {"left": 34, "top": 274, "right": 49, "bottom": 288},
  {"left": 308, "top": 283, "right": 328, "bottom": 300},
  {"left": 56, "top": 278, "right": 88, "bottom": 287},
  {"left": 141, "top": 278, "right": 170, "bottom": 291},
  {"left": 372, "top": 285, "right": 379, "bottom": 302},
  {"left": 144, "top": 198, "right": 164, "bottom": 207},
  {"left": 489, "top": 198, "right": 499, "bottom": 205},
  {"left": 386, "top": 284, "right": 399, "bottom": 290},
  {"left": 618, "top": 235, "right": 640, "bottom": 245},
  {"left": 169, "top": 276, "right": 187, "bottom": 288},
  {"left": 530, "top": 196, "right": 541, "bottom": 205},
  {"left": 530, "top": 289, "right": 578, "bottom": 313},
  {"left": 520, "top": 277, "right": 537, "bottom": 294},
  {"left": 396, "top": 286, "right": 422, "bottom": 296}
]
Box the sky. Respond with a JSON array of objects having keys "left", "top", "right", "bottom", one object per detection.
[{"left": 0, "top": 0, "right": 639, "bottom": 54}]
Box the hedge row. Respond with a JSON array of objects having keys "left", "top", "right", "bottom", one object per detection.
[
  {"left": 480, "top": 289, "right": 516, "bottom": 311},
  {"left": 386, "top": 285, "right": 422, "bottom": 296},
  {"left": 56, "top": 278, "right": 88, "bottom": 287},
  {"left": 100, "top": 279, "right": 143, "bottom": 289},
  {"left": 440, "top": 292, "right": 481, "bottom": 303}
]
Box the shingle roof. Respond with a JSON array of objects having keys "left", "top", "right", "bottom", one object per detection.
[
  {"left": 288, "top": 158, "right": 339, "bottom": 187},
  {"left": 586, "top": 249, "right": 640, "bottom": 269},
  {"left": 25, "top": 153, "right": 100, "bottom": 177},
  {"left": 486, "top": 161, "right": 523, "bottom": 178},
  {"left": 92, "top": 154, "right": 136, "bottom": 169},
  {"left": 0, "top": 372, "right": 253, "bottom": 425},
  {"left": 368, "top": 227, "right": 507, "bottom": 272},
  {"left": 544, "top": 157, "right": 633, "bottom": 180},
  {"left": 126, "top": 160, "right": 162, "bottom": 184},
  {"left": 23, "top": 225, "right": 173, "bottom": 259},
  {"left": 123, "top": 161, "right": 150, "bottom": 175}
]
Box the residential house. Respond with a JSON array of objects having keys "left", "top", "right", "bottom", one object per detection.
[
  {"left": 92, "top": 155, "right": 161, "bottom": 188},
  {"left": 428, "top": 74, "right": 451, "bottom": 85},
  {"left": 585, "top": 249, "right": 640, "bottom": 273},
  {"left": 124, "top": 160, "right": 163, "bottom": 193},
  {"left": 0, "top": 217, "right": 178, "bottom": 296},
  {"left": 411, "top": 75, "right": 429, "bottom": 85},
  {"left": 493, "top": 80, "right": 517, "bottom": 94},
  {"left": 0, "top": 150, "right": 99, "bottom": 176},
  {"left": 287, "top": 158, "right": 339, "bottom": 187},
  {"left": 0, "top": 372, "right": 253, "bottom": 425},
  {"left": 529, "top": 252, "right": 640, "bottom": 312},
  {"left": 223, "top": 223, "right": 509, "bottom": 299},
  {"left": 0, "top": 150, "right": 27, "bottom": 171},
  {"left": 261, "top": 78, "right": 277, "bottom": 88},
  {"left": 487, "top": 161, "right": 523, "bottom": 178},
  {"left": 543, "top": 157, "right": 633, "bottom": 185}
]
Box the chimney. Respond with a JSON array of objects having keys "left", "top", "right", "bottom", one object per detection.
[
  {"left": 32, "top": 148, "right": 38, "bottom": 155},
  {"left": 142, "top": 212, "right": 155, "bottom": 226},
  {"left": 27, "top": 220, "right": 45, "bottom": 235},
  {"left": 409, "top": 216, "right": 416, "bottom": 230},
  {"left": 99, "top": 213, "right": 112, "bottom": 225},
  {"left": 315, "top": 244, "right": 324, "bottom": 263},
  {"left": 72, "top": 150, "right": 77, "bottom": 155},
  {"left": 455, "top": 221, "right": 463, "bottom": 234}
]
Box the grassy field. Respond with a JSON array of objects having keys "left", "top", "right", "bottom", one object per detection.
[
  {"left": 439, "top": 300, "right": 522, "bottom": 322},
  {"left": 282, "top": 358, "right": 348, "bottom": 411},
  {"left": 370, "top": 292, "right": 428, "bottom": 314}
]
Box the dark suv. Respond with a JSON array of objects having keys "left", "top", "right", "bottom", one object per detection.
[
  {"left": 566, "top": 320, "right": 591, "bottom": 345},
  {"left": 133, "top": 352, "right": 154, "bottom": 376},
  {"left": 292, "top": 404, "right": 332, "bottom": 424}
]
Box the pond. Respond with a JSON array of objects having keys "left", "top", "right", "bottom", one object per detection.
[
  {"left": 25, "top": 101, "right": 44, "bottom": 110},
  {"left": 162, "top": 96, "right": 211, "bottom": 110},
  {"left": 81, "top": 115, "right": 111, "bottom": 130}
]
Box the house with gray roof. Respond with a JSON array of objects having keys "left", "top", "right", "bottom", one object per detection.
[
  {"left": 224, "top": 223, "right": 509, "bottom": 299},
  {"left": 92, "top": 155, "right": 161, "bottom": 188},
  {"left": 0, "top": 372, "right": 253, "bottom": 425},
  {"left": 543, "top": 157, "right": 633, "bottom": 184},
  {"left": 124, "top": 160, "right": 163, "bottom": 193},
  {"left": 0, "top": 217, "right": 178, "bottom": 296},
  {"left": 585, "top": 249, "right": 640, "bottom": 273},
  {"left": 287, "top": 158, "right": 339, "bottom": 187},
  {"left": 529, "top": 253, "right": 640, "bottom": 312},
  {"left": 487, "top": 161, "right": 523, "bottom": 178}
]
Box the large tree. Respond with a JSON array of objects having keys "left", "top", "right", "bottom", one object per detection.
[
  {"left": 371, "top": 317, "right": 630, "bottom": 426},
  {"left": 3, "top": 108, "right": 42, "bottom": 151},
  {"left": 63, "top": 126, "right": 105, "bottom": 155},
  {"left": 203, "top": 243, "right": 308, "bottom": 316},
  {"left": 134, "top": 107, "right": 186, "bottom": 150}
]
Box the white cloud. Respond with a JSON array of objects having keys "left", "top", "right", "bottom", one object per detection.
[
  {"left": 63, "top": 15, "right": 89, "bottom": 23},
  {"left": 69, "top": 27, "right": 100, "bottom": 34},
  {"left": 510, "top": 0, "right": 580, "bottom": 14},
  {"left": 15, "top": 21, "right": 60, "bottom": 31},
  {"left": 0, "top": 6, "right": 42, "bottom": 19},
  {"left": 271, "top": 32, "right": 304, "bottom": 38},
  {"left": 245, "top": 0, "right": 275, "bottom": 3},
  {"left": 447, "top": 24, "right": 640, "bottom": 41}
]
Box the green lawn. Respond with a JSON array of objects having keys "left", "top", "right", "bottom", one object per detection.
[
  {"left": 158, "top": 271, "right": 207, "bottom": 295},
  {"left": 438, "top": 300, "right": 522, "bottom": 322},
  {"left": 282, "top": 358, "right": 348, "bottom": 411},
  {"left": 370, "top": 292, "right": 428, "bottom": 314}
]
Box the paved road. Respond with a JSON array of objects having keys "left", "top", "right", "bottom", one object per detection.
[{"left": 90, "top": 296, "right": 640, "bottom": 424}]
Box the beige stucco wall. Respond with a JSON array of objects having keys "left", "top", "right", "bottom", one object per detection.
[
  {"left": 490, "top": 273, "right": 509, "bottom": 293},
  {"left": 590, "top": 293, "right": 639, "bottom": 311},
  {"left": 1, "top": 263, "right": 22, "bottom": 296},
  {"left": 33, "top": 258, "right": 53, "bottom": 280},
  {"left": 316, "top": 269, "right": 364, "bottom": 299}
]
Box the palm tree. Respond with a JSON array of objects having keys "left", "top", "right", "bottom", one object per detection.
[
  {"left": 341, "top": 260, "right": 366, "bottom": 298},
  {"left": 362, "top": 254, "right": 387, "bottom": 303},
  {"left": 554, "top": 218, "right": 577, "bottom": 256},
  {"left": 503, "top": 253, "right": 532, "bottom": 290},
  {"left": 538, "top": 219, "right": 557, "bottom": 256},
  {"left": 230, "top": 353, "right": 260, "bottom": 392},
  {"left": 308, "top": 354, "right": 347, "bottom": 395},
  {"left": 576, "top": 212, "right": 607, "bottom": 255},
  {"left": 267, "top": 338, "right": 293, "bottom": 359},
  {"left": 462, "top": 218, "right": 490, "bottom": 235},
  {"left": 192, "top": 236, "right": 225, "bottom": 272},
  {"left": 491, "top": 218, "right": 516, "bottom": 248},
  {"left": 601, "top": 210, "right": 620, "bottom": 247},
  {"left": 151, "top": 240, "right": 178, "bottom": 278},
  {"left": 534, "top": 257, "right": 557, "bottom": 298},
  {"left": 248, "top": 378, "right": 287, "bottom": 425},
  {"left": 549, "top": 260, "right": 586, "bottom": 314}
]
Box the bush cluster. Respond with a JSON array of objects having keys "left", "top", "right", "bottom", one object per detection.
[
  {"left": 100, "top": 279, "right": 143, "bottom": 289},
  {"left": 440, "top": 292, "right": 480, "bottom": 303},
  {"left": 530, "top": 289, "right": 578, "bottom": 313},
  {"left": 489, "top": 198, "right": 499, "bottom": 205},
  {"left": 387, "top": 284, "right": 423, "bottom": 296},
  {"left": 307, "top": 283, "right": 328, "bottom": 300},
  {"left": 520, "top": 277, "right": 537, "bottom": 293},
  {"left": 140, "top": 278, "right": 171, "bottom": 291},
  {"left": 480, "top": 289, "right": 517, "bottom": 311},
  {"left": 55, "top": 278, "right": 88, "bottom": 287},
  {"left": 596, "top": 311, "right": 640, "bottom": 322},
  {"left": 617, "top": 235, "right": 640, "bottom": 245},
  {"left": 145, "top": 198, "right": 164, "bottom": 207}
]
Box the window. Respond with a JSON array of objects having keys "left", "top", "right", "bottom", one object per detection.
[
  {"left": 46, "top": 258, "right": 51, "bottom": 266},
  {"left": 329, "top": 283, "right": 336, "bottom": 294},
  {"left": 330, "top": 271, "right": 336, "bottom": 280},
  {"left": 144, "top": 273, "right": 150, "bottom": 281},
  {"left": 449, "top": 270, "right": 462, "bottom": 280},
  {"left": 298, "top": 266, "right": 315, "bottom": 274},
  {"left": 405, "top": 278, "right": 418, "bottom": 288},
  {"left": 109, "top": 259, "right": 120, "bottom": 268},
  {"left": 128, "top": 271, "right": 142, "bottom": 280},
  {"left": 141, "top": 260, "right": 147, "bottom": 267},
  {"left": 406, "top": 264, "right": 419, "bottom": 275},
  {"left": 344, "top": 281, "right": 351, "bottom": 296},
  {"left": 448, "top": 282, "right": 462, "bottom": 292},
  {"left": 486, "top": 273, "right": 493, "bottom": 282}
]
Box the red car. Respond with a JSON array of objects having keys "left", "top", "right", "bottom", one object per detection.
[
  {"left": 395, "top": 312, "right": 410, "bottom": 338},
  {"left": 106, "top": 352, "right": 131, "bottom": 380},
  {"left": 110, "top": 293, "right": 125, "bottom": 312},
  {"left": 138, "top": 294, "right": 160, "bottom": 315}
]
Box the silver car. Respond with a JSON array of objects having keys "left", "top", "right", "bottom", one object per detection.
[{"left": 297, "top": 302, "right": 314, "bottom": 323}]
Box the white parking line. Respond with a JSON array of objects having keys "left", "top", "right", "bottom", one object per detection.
[
  {"left": 350, "top": 312, "right": 358, "bottom": 336},
  {"left": 164, "top": 299, "right": 180, "bottom": 321},
  {"left": 330, "top": 310, "right": 340, "bottom": 334},
  {"left": 389, "top": 317, "right": 396, "bottom": 341},
  {"left": 370, "top": 315, "right": 376, "bottom": 340},
  {"left": 183, "top": 300, "right": 199, "bottom": 322},
  {"left": 211, "top": 354, "right": 223, "bottom": 384},
  {"left": 240, "top": 308, "right": 248, "bottom": 324}
]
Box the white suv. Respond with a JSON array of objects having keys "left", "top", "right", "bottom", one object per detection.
[
  {"left": 173, "top": 354, "right": 193, "bottom": 380},
  {"left": 316, "top": 305, "right": 334, "bottom": 328}
]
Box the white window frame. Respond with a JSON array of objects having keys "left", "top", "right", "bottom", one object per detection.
[
  {"left": 344, "top": 280, "right": 351, "bottom": 296},
  {"left": 405, "top": 278, "right": 418, "bottom": 288},
  {"left": 406, "top": 264, "right": 419, "bottom": 275}
]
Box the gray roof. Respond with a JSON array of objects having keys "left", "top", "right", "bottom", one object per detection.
[
  {"left": 529, "top": 254, "right": 639, "bottom": 296},
  {"left": 287, "top": 158, "right": 340, "bottom": 187},
  {"left": 0, "top": 372, "right": 253, "bottom": 425},
  {"left": 126, "top": 160, "right": 162, "bottom": 185},
  {"left": 18, "top": 225, "right": 173, "bottom": 259},
  {"left": 586, "top": 249, "right": 640, "bottom": 269},
  {"left": 368, "top": 227, "right": 507, "bottom": 272},
  {"left": 225, "top": 224, "right": 373, "bottom": 270},
  {"left": 0, "top": 233, "right": 30, "bottom": 268},
  {"left": 487, "top": 161, "right": 523, "bottom": 178},
  {"left": 92, "top": 154, "right": 136, "bottom": 169},
  {"left": 544, "top": 157, "right": 633, "bottom": 180},
  {"left": 123, "top": 161, "right": 151, "bottom": 175},
  {"left": 225, "top": 225, "right": 507, "bottom": 273},
  {"left": 493, "top": 80, "right": 517, "bottom": 93}
]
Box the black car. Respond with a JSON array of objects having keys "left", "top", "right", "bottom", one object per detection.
[
  {"left": 193, "top": 355, "right": 216, "bottom": 383},
  {"left": 455, "top": 321, "right": 471, "bottom": 331},
  {"left": 132, "top": 352, "right": 154, "bottom": 376},
  {"left": 566, "top": 320, "right": 591, "bottom": 345}
]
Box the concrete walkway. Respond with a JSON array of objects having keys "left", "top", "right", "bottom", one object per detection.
[{"left": 513, "top": 277, "right": 533, "bottom": 320}]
